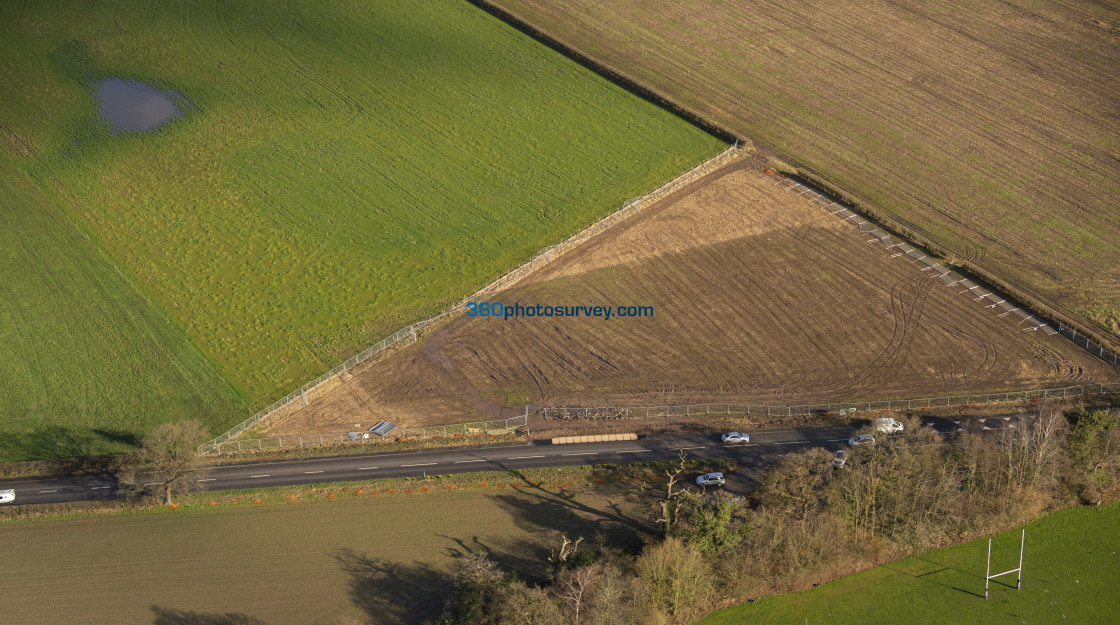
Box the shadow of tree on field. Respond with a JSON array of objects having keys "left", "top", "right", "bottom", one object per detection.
[
  {"left": 0, "top": 424, "right": 143, "bottom": 464},
  {"left": 440, "top": 467, "right": 653, "bottom": 583},
  {"left": 92, "top": 427, "right": 141, "bottom": 447},
  {"left": 334, "top": 548, "right": 449, "bottom": 625},
  {"left": 150, "top": 606, "right": 270, "bottom": 625}
]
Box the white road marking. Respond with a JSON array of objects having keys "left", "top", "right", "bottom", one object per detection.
[
  {"left": 562, "top": 452, "right": 599, "bottom": 456},
  {"left": 357, "top": 467, "right": 380, "bottom": 470},
  {"left": 198, "top": 479, "right": 216, "bottom": 482},
  {"left": 616, "top": 450, "right": 652, "bottom": 453},
  {"left": 506, "top": 455, "right": 545, "bottom": 460},
  {"left": 774, "top": 441, "right": 813, "bottom": 445},
  {"left": 454, "top": 460, "right": 486, "bottom": 464},
  {"left": 400, "top": 463, "right": 437, "bottom": 467},
  {"left": 249, "top": 475, "right": 269, "bottom": 478},
  {"left": 304, "top": 471, "right": 324, "bottom": 474},
  {"left": 90, "top": 486, "right": 109, "bottom": 490},
  {"left": 39, "top": 490, "right": 57, "bottom": 493},
  {"left": 677, "top": 446, "right": 706, "bottom": 450},
  {"left": 144, "top": 482, "right": 164, "bottom": 486}
]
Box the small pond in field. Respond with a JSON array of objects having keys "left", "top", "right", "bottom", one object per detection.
[{"left": 95, "top": 78, "right": 186, "bottom": 132}]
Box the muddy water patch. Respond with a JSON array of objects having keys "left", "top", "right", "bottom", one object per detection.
[{"left": 95, "top": 78, "right": 187, "bottom": 132}]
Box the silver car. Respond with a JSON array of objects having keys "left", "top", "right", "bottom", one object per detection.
[
  {"left": 695, "top": 472, "right": 725, "bottom": 487},
  {"left": 721, "top": 432, "right": 749, "bottom": 444},
  {"left": 848, "top": 434, "right": 876, "bottom": 447},
  {"left": 832, "top": 450, "right": 848, "bottom": 468}
]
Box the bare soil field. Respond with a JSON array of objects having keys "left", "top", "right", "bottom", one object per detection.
[
  {"left": 0, "top": 479, "right": 651, "bottom": 625},
  {"left": 486, "top": 0, "right": 1120, "bottom": 345},
  {"left": 264, "top": 160, "right": 1117, "bottom": 435}
]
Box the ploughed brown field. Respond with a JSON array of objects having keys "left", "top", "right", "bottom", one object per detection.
[
  {"left": 486, "top": 0, "right": 1120, "bottom": 344},
  {"left": 264, "top": 159, "right": 1117, "bottom": 435}
]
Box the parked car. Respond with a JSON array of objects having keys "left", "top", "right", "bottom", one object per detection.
[
  {"left": 874, "top": 417, "right": 904, "bottom": 434},
  {"left": 721, "top": 432, "right": 750, "bottom": 444},
  {"left": 848, "top": 434, "right": 876, "bottom": 446},
  {"left": 0, "top": 489, "right": 15, "bottom": 504},
  {"left": 696, "top": 472, "right": 725, "bottom": 487},
  {"left": 832, "top": 450, "right": 848, "bottom": 468}
]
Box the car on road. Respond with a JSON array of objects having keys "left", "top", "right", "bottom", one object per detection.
[
  {"left": 832, "top": 450, "right": 848, "bottom": 468},
  {"left": 0, "top": 489, "right": 15, "bottom": 504},
  {"left": 874, "top": 417, "right": 904, "bottom": 434},
  {"left": 848, "top": 434, "right": 876, "bottom": 447},
  {"left": 696, "top": 472, "right": 725, "bottom": 487},
  {"left": 721, "top": 432, "right": 750, "bottom": 444}
]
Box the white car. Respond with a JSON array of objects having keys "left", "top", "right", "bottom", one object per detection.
[
  {"left": 848, "top": 434, "right": 876, "bottom": 447},
  {"left": 721, "top": 432, "right": 749, "bottom": 444},
  {"left": 0, "top": 489, "right": 15, "bottom": 504},
  {"left": 696, "top": 472, "right": 725, "bottom": 487},
  {"left": 832, "top": 450, "right": 848, "bottom": 468},
  {"left": 874, "top": 417, "right": 904, "bottom": 434}
]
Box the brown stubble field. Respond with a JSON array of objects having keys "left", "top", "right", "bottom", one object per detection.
[
  {"left": 0, "top": 483, "right": 650, "bottom": 625},
  {"left": 484, "top": 0, "right": 1120, "bottom": 344},
  {"left": 264, "top": 159, "right": 1117, "bottom": 435}
]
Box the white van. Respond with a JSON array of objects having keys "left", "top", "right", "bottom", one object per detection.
[
  {"left": 0, "top": 489, "right": 15, "bottom": 504},
  {"left": 874, "top": 417, "right": 904, "bottom": 434}
]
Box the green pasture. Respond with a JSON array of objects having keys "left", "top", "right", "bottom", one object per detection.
[
  {"left": 0, "top": 154, "right": 246, "bottom": 461},
  {"left": 700, "top": 502, "right": 1120, "bottom": 625},
  {"left": 0, "top": 0, "right": 724, "bottom": 414}
]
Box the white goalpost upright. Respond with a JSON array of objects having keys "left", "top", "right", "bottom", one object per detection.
[{"left": 985, "top": 529, "right": 1025, "bottom": 599}]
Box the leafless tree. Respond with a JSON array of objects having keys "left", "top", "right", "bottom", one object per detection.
[{"left": 117, "top": 420, "right": 211, "bottom": 505}]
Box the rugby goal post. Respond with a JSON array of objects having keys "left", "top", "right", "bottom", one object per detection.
[{"left": 985, "top": 529, "right": 1025, "bottom": 599}]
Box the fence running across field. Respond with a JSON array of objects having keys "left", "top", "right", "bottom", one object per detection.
[
  {"left": 766, "top": 171, "right": 1120, "bottom": 367},
  {"left": 531, "top": 382, "right": 1120, "bottom": 420},
  {"left": 202, "top": 415, "right": 528, "bottom": 455},
  {"left": 199, "top": 144, "right": 744, "bottom": 454},
  {"left": 1057, "top": 322, "right": 1120, "bottom": 367}
]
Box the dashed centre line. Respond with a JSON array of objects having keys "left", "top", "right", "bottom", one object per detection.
[
  {"left": 249, "top": 475, "right": 270, "bottom": 478},
  {"left": 562, "top": 452, "right": 598, "bottom": 456},
  {"left": 400, "top": 463, "right": 437, "bottom": 467},
  {"left": 506, "top": 455, "right": 544, "bottom": 460},
  {"left": 616, "top": 450, "right": 652, "bottom": 453},
  {"left": 454, "top": 460, "right": 486, "bottom": 464},
  {"left": 304, "top": 471, "right": 324, "bottom": 474},
  {"left": 39, "top": 490, "right": 57, "bottom": 493}
]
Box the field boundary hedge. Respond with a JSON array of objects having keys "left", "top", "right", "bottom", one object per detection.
[
  {"left": 530, "top": 382, "right": 1120, "bottom": 419},
  {"left": 199, "top": 145, "right": 744, "bottom": 454}
]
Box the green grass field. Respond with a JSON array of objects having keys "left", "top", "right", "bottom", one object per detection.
[
  {"left": 0, "top": 477, "right": 650, "bottom": 625},
  {"left": 0, "top": 0, "right": 724, "bottom": 411},
  {"left": 700, "top": 502, "right": 1120, "bottom": 625},
  {"left": 0, "top": 154, "right": 247, "bottom": 461}
]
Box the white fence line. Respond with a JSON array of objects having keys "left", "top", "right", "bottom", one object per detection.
[
  {"left": 203, "top": 415, "right": 528, "bottom": 455},
  {"left": 199, "top": 144, "right": 744, "bottom": 454},
  {"left": 531, "top": 382, "right": 1120, "bottom": 419}
]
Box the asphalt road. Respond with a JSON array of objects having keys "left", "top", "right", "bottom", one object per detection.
[{"left": 0, "top": 417, "right": 991, "bottom": 506}]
